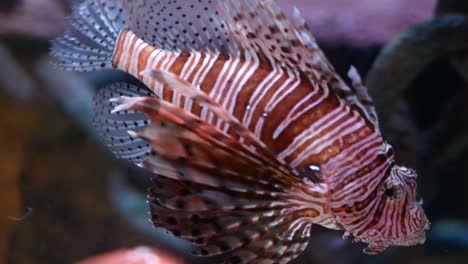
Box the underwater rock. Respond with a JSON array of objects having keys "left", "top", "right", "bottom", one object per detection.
[{"left": 366, "top": 15, "right": 468, "bottom": 131}]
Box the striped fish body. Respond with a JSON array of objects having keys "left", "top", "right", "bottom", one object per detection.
[
  {"left": 114, "top": 29, "right": 380, "bottom": 173},
  {"left": 51, "top": 0, "right": 429, "bottom": 262}
]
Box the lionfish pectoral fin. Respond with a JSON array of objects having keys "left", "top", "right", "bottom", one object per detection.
[
  {"left": 98, "top": 89, "right": 313, "bottom": 262},
  {"left": 149, "top": 172, "right": 313, "bottom": 263},
  {"left": 107, "top": 92, "right": 297, "bottom": 189},
  {"left": 141, "top": 69, "right": 275, "bottom": 159},
  {"left": 93, "top": 81, "right": 157, "bottom": 163},
  {"left": 150, "top": 176, "right": 312, "bottom": 263}
]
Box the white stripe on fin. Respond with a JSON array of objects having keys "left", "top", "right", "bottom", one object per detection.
[
  {"left": 347, "top": 66, "right": 380, "bottom": 130},
  {"left": 221, "top": 0, "right": 382, "bottom": 129},
  {"left": 220, "top": 0, "right": 331, "bottom": 79},
  {"left": 140, "top": 69, "right": 277, "bottom": 161},
  {"left": 93, "top": 81, "right": 156, "bottom": 163}
]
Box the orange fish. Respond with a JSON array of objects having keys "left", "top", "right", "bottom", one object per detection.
[{"left": 51, "top": 0, "right": 429, "bottom": 262}]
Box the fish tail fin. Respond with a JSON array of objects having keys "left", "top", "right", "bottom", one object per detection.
[{"left": 50, "top": 0, "right": 125, "bottom": 72}]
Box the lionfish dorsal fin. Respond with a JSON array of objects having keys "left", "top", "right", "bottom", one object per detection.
[
  {"left": 101, "top": 90, "right": 314, "bottom": 262},
  {"left": 347, "top": 66, "right": 380, "bottom": 130},
  {"left": 218, "top": 1, "right": 335, "bottom": 78},
  {"left": 123, "top": 0, "right": 381, "bottom": 129},
  {"left": 292, "top": 7, "right": 380, "bottom": 130},
  {"left": 125, "top": 0, "right": 330, "bottom": 75},
  {"left": 221, "top": 0, "right": 382, "bottom": 130}
]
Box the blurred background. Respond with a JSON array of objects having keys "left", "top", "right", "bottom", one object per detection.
[{"left": 1, "top": 0, "right": 468, "bottom": 263}]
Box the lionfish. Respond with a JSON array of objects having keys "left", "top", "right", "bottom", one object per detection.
[{"left": 51, "top": 0, "right": 429, "bottom": 262}]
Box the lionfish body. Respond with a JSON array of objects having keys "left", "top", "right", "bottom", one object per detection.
[{"left": 52, "top": 0, "right": 429, "bottom": 262}]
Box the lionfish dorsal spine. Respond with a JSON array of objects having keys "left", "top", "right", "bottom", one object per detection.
[{"left": 107, "top": 1, "right": 384, "bottom": 172}]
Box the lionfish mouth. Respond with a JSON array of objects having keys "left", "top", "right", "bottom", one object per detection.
[
  {"left": 395, "top": 220, "right": 430, "bottom": 247},
  {"left": 359, "top": 228, "right": 428, "bottom": 254},
  {"left": 353, "top": 219, "right": 429, "bottom": 253},
  {"left": 401, "top": 230, "right": 426, "bottom": 246},
  {"left": 397, "top": 205, "right": 430, "bottom": 246}
]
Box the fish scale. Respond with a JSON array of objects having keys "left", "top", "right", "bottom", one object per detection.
[{"left": 51, "top": 0, "right": 429, "bottom": 262}]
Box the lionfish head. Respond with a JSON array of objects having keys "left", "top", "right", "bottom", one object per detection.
[
  {"left": 362, "top": 165, "right": 429, "bottom": 254},
  {"left": 331, "top": 164, "right": 429, "bottom": 254}
]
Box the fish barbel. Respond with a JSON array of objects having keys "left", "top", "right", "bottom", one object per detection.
[{"left": 51, "top": 0, "right": 429, "bottom": 262}]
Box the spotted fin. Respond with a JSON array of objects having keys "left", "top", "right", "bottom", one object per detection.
[
  {"left": 219, "top": 1, "right": 327, "bottom": 78},
  {"left": 149, "top": 176, "right": 312, "bottom": 264},
  {"left": 122, "top": 0, "right": 329, "bottom": 76},
  {"left": 122, "top": 0, "right": 238, "bottom": 54},
  {"left": 50, "top": 0, "right": 125, "bottom": 71},
  {"left": 93, "top": 82, "right": 156, "bottom": 163},
  {"left": 122, "top": 0, "right": 380, "bottom": 127},
  {"left": 93, "top": 82, "right": 316, "bottom": 262},
  {"left": 221, "top": 0, "right": 380, "bottom": 130}
]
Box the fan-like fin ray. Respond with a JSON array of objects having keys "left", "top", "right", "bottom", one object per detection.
[
  {"left": 220, "top": 0, "right": 380, "bottom": 130},
  {"left": 50, "top": 0, "right": 126, "bottom": 71},
  {"left": 98, "top": 90, "right": 316, "bottom": 262},
  {"left": 140, "top": 69, "right": 280, "bottom": 163},
  {"left": 122, "top": 0, "right": 239, "bottom": 54},
  {"left": 110, "top": 95, "right": 298, "bottom": 189},
  {"left": 93, "top": 82, "right": 156, "bottom": 163}
]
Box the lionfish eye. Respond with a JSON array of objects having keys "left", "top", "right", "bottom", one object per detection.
[
  {"left": 384, "top": 188, "right": 395, "bottom": 198},
  {"left": 383, "top": 185, "right": 403, "bottom": 200},
  {"left": 297, "top": 165, "right": 322, "bottom": 183}
]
